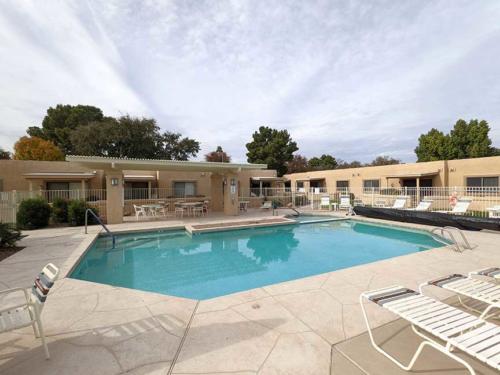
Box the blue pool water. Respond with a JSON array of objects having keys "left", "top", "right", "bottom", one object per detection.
[{"left": 70, "top": 220, "right": 443, "bottom": 300}]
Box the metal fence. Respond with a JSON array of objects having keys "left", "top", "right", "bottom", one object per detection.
[
  {"left": 0, "top": 189, "right": 107, "bottom": 224},
  {"left": 239, "top": 186, "right": 500, "bottom": 218}
]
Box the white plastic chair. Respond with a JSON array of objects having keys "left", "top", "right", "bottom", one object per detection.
[
  {"left": 338, "top": 195, "right": 351, "bottom": 211},
  {"left": 436, "top": 199, "right": 472, "bottom": 215},
  {"left": 487, "top": 205, "right": 500, "bottom": 218},
  {"left": 0, "top": 263, "right": 59, "bottom": 359},
  {"left": 391, "top": 196, "right": 408, "bottom": 209},
  {"left": 320, "top": 196, "right": 330, "bottom": 210},
  {"left": 261, "top": 201, "right": 272, "bottom": 210},
  {"left": 407, "top": 199, "right": 433, "bottom": 211},
  {"left": 133, "top": 205, "right": 147, "bottom": 221}
]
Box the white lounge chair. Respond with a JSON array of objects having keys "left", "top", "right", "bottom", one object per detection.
[
  {"left": 374, "top": 199, "right": 387, "bottom": 208},
  {"left": 470, "top": 267, "right": 500, "bottom": 282},
  {"left": 419, "top": 274, "right": 500, "bottom": 319},
  {"left": 361, "top": 285, "right": 500, "bottom": 374},
  {"left": 487, "top": 206, "right": 500, "bottom": 219},
  {"left": 320, "top": 196, "right": 331, "bottom": 210},
  {"left": 133, "top": 204, "right": 147, "bottom": 221},
  {"left": 436, "top": 199, "right": 472, "bottom": 215},
  {"left": 338, "top": 195, "right": 351, "bottom": 211},
  {"left": 391, "top": 196, "right": 408, "bottom": 209},
  {"left": 407, "top": 199, "right": 433, "bottom": 211},
  {"left": 0, "top": 263, "right": 59, "bottom": 359},
  {"left": 261, "top": 201, "right": 273, "bottom": 210}
]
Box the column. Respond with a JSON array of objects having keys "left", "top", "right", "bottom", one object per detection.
[
  {"left": 210, "top": 174, "right": 224, "bottom": 212},
  {"left": 105, "top": 171, "right": 124, "bottom": 224},
  {"left": 416, "top": 177, "right": 421, "bottom": 204},
  {"left": 81, "top": 179, "right": 86, "bottom": 200},
  {"left": 259, "top": 180, "right": 263, "bottom": 197},
  {"left": 223, "top": 173, "right": 239, "bottom": 216}
]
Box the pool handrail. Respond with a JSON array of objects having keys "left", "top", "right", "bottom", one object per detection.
[{"left": 85, "top": 208, "right": 116, "bottom": 249}]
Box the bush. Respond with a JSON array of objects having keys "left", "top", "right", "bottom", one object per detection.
[
  {"left": 17, "top": 198, "right": 51, "bottom": 229},
  {"left": 68, "top": 200, "right": 100, "bottom": 226},
  {"left": 0, "top": 223, "right": 22, "bottom": 247},
  {"left": 51, "top": 197, "right": 69, "bottom": 223}
]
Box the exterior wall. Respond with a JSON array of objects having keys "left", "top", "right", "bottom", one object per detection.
[
  {"left": 0, "top": 160, "right": 105, "bottom": 191},
  {"left": 447, "top": 156, "right": 500, "bottom": 186},
  {"left": 285, "top": 156, "right": 500, "bottom": 191},
  {"left": 0, "top": 160, "right": 277, "bottom": 195}
]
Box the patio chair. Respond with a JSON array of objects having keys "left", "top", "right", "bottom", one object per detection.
[
  {"left": 0, "top": 263, "right": 59, "bottom": 359},
  {"left": 157, "top": 202, "right": 169, "bottom": 216},
  {"left": 261, "top": 201, "right": 273, "bottom": 210},
  {"left": 320, "top": 196, "right": 331, "bottom": 210},
  {"left": 192, "top": 205, "right": 204, "bottom": 217},
  {"left": 338, "top": 195, "right": 351, "bottom": 211},
  {"left": 407, "top": 199, "right": 433, "bottom": 211},
  {"left": 469, "top": 267, "right": 500, "bottom": 281},
  {"left": 419, "top": 274, "right": 500, "bottom": 319},
  {"left": 353, "top": 198, "right": 364, "bottom": 207},
  {"left": 203, "top": 200, "right": 210, "bottom": 214},
  {"left": 174, "top": 204, "right": 185, "bottom": 218},
  {"left": 487, "top": 205, "right": 500, "bottom": 219},
  {"left": 361, "top": 285, "right": 500, "bottom": 374},
  {"left": 436, "top": 199, "right": 472, "bottom": 215},
  {"left": 133, "top": 204, "right": 147, "bottom": 221},
  {"left": 391, "top": 196, "right": 407, "bottom": 209}
]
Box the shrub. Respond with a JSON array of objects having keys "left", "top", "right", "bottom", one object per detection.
[
  {"left": 51, "top": 197, "right": 69, "bottom": 223},
  {"left": 0, "top": 223, "right": 22, "bottom": 247},
  {"left": 68, "top": 200, "right": 100, "bottom": 226},
  {"left": 17, "top": 198, "right": 51, "bottom": 229}
]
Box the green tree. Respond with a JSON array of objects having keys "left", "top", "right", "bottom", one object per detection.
[
  {"left": 27, "top": 104, "right": 104, "bottom": 154},
  {"left": 286, "top": 154, "right": 309, "bottom": 173},
  {"left": 308, "top": 154, "right": 337, "bottom": 170},
  {"left": 70, "top": 116, "right": 200, "bottom": 160},
  {"left": 370, "top": 155, "right": 401, "bottom": 166},
  {"left": 414, "top": 128, "right": 450, "bottom": 162},
  {"left": 336, "top": 159, "right": 363, "bottom": 169},
  {"left": 205, "top": 146, "right": 231, "bottom": 162},
  {"left": 246, "top": 126, "right": 298, "bottom": 176},
  {"left": 0, "top": 148, "right": 11, "bottom": 159},
  {"left": 415, "top": 119, "right": 496, "bottom": 161}
]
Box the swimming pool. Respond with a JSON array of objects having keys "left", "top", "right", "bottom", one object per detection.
[{"left": 70, "top": 220, "right": 444, "bottom": 300}]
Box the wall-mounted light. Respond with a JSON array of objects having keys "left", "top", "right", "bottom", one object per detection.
[
  {"left": 450, "top": 168, "right": 456, "bottom": 172},
  {"left": 111, "top": 177, "right": 119, "bottom": 186}
]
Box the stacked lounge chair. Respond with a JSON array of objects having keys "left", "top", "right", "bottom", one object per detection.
[{"left": 361, "top": 277, "right": 500, "bottom": 374}]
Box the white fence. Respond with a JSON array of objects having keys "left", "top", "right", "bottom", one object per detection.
[
  {"left": 239, "top": 186, "right": 500, "bottom": 218},
  {"left": 0, "top": 189, "right": 107, "bottom": 224}
]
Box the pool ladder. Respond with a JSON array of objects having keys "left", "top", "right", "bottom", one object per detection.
[
  {"left": 430, "top": 226, "right": 474, "bottom": 253},
  {"left": 85, "top": 208, "right": 116, "bottom": 249}
]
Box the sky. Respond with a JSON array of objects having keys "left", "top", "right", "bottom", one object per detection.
[{"left": 1, "top": 0, "right": 500, "bottom": 163}]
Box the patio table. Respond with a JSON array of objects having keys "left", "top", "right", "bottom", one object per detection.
[
  {"left": 141, "top": 204, "right": 163, "bottom": 216},
  {"left": 180, "top": 202, "right": 204, "bottom": 216}
]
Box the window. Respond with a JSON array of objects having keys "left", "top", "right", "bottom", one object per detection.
[
  {"left": 466, "top": 177, "right": 499, "bottom": 188},
  {"left": 174, "top": 181, "right": 196, "bottom": 197},
  {"left": 296, "top": 181, "right": 304, "bottom": 192},
  {"left": 336, "top": 180, "right": 349, "bottom": 191},
  {"left": 363, "top": 179, "right": 380, "bottom": 192}
]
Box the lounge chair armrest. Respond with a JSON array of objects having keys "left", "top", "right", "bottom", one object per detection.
[{"left": 0, "top": 287, "right": 30, "bottom": 299}]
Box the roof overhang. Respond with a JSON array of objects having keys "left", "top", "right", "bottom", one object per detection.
[
  {"left": 124, "top": 174, "right": 156, "bottom": 181},
  {"left": 250, "top": 177, "right": 284, "bottom": 182},
  {"left": 384, "top": 171, "right": 439, "bottom": 178},
  {"left": 23, "top": 172, "right": 96, "bottom": 180},
  {"left": 66, "top": 155, "right": 267, "bottom": 173}
]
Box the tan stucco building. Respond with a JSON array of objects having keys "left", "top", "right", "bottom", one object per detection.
[{"left": 284, "top": 156, "right": 500, "bottom": 192}]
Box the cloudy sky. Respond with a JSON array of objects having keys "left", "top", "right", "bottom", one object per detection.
[{"left": 1, "top": 0, "right": 500, "bottom": 162}]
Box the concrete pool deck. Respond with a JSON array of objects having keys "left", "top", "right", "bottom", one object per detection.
[{"left": 0, "top": 211, "right": 499, "bottom": 374}]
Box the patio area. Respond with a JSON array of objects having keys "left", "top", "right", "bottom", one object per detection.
[{"left": 1, "top": 212, "right": 500, "bottom": 374}]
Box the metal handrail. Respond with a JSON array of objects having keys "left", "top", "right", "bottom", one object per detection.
[
  {"left": 85, "top": 208, "right": 116, "bottom": 249},
  {"left": 430, "top": 226, "right": 472, "bottom": 253}
]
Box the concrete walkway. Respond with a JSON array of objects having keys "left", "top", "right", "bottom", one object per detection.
[{"left": 0, "top": 214, "right": 499, "bottom": 374}]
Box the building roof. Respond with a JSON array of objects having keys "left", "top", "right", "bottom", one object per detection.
[{"left": 66, "top": 155, "right": 267, "bottom": 172}]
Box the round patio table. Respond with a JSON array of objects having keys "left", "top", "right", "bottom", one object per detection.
[{"left": 180, "top": 202, "right": 204, "bottom": 216}]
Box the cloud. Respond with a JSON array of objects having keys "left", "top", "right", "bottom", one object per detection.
[{"left": 1, "top": 0, "right": 499, "bottom": 162}]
